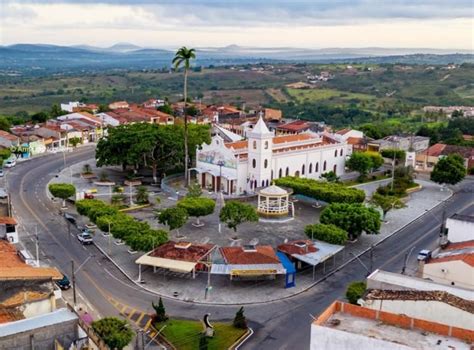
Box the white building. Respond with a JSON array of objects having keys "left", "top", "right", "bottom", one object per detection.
[
  {"left": 195, "top": 117, "right": 347, "bottom": 195},
  {"left": 60, "top": 102, "right": 81, "bottom": 113},
  {"left": 446, "top": 214, "right": 474, "bottom": 243}
]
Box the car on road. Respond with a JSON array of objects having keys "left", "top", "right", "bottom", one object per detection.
[
  {"left": 55, "top": 274, "right": 71, "bottom": 290},
  {"left": 417, "top": 249, "right": 432, "bottom": 262},
  {"left": 77, "top": 231, "right": 93, "bottom": 245},
  {"left": 64, "top": 213, "right": 77, "bottom": 225},
  {"left": 4, "top": 159, "right": 16, "bottom": 168}
]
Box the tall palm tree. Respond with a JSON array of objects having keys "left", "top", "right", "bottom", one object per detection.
[{"left": 172, "top": 46, "right": 196, "bottom": 186}]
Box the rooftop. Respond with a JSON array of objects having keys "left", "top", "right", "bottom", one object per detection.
[
  {"left": 0, "top": 307, "right": 24, "bottom": 325},
  {"left": 220, "top": 245, "right": 280, "bottom": 265},
  {"left": 421, "top": 143, "right": 474, "bottom": 158},
  {"left": 276, "top": 120, "right": 311, "bottom": 132},
  {"left": 258, "top": 185, "right": 291, "bottom": 196},
  {"left": 277, "top": 240, "right": 318, "bottom": 256},
  {"left": 0, "top": 130, "right": 19, "bottom": 142},
  {"left": 0, "top": 291, "right": 51, "bottom": 308},
  {"left": 148, "top": 241, "right": 215, "bottom": 263},
  {"left": 0, "top": 217, "right": 17, "bottom": 225},
  {"left": 426, "top": 253, "right": 474, "bottom": 267},
  {"left": 281, "top": 240, "right": 344, "bottom": 266},
  {"left": 314, "top": 301, "right": 473, "bottom": 348}
]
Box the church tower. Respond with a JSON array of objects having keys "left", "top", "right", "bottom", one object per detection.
[{"left": 247, "top": 115, "right": 274, "bottom": 191}]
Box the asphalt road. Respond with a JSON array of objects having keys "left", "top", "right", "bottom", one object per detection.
[{"left": 6, "top": 147, "right": 474, "bottom": 350}]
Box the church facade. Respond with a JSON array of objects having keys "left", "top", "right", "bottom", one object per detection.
[{"left": 195, "top": 117, "right": 347, "bottom": 195}]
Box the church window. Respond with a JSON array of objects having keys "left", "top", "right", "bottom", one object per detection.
[
  {"left": 340, "top": 149, "right": 343, "bottom": 156},
  {"left": 309, "top": 163, "right": 313, "bottom": 174},
  {"left": 279, "top": 168, "right": 282, "bottom": 178},
  {"left": 264, "top": 141, "right": 269, "bottom": 149},
  {"left": 302, "top": 164, "right": 305, "bottom": 175},
  {"left": 264, "top": 159, "right": 268, "bottom": 168},
  {"left": 315, "top": 162, "right": 319, "bottom": 172},
  {"left": 253, "top": 140, "right": 257, "bottom": 149},
  {"left": 285, "top": 167, "right": 289, "bottom": 176},
  {"left": 323, "top": 161, "right": 327, "bottom": 171},
  {"left": 252, "top": 159, "right": 256, "bottom": 168}
]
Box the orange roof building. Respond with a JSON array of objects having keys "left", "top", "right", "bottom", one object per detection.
[{"left": 196, "top": 116, "right": 347, "bottom": 195}]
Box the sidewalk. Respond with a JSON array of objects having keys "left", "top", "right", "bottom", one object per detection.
[{"left": 53, "top": 160, "right": 452, "bottom": 304}]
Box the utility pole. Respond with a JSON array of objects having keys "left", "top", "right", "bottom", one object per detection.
[
  {"left": 71, "top": 260, "right": 77, "bottom": 307},
  {"left": 369, "top": 245, "right": 374, "bottom": 274},
  {"left": 35, "top": 225, "right": 39, "bottom": 267}
]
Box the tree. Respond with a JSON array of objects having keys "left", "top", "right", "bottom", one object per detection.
[
  {"left": 431, "top": 154, "right": 466, "bottom": 185},
  {"left": 187, "top": 182, "right": 203, "bottom": 198},
  {"left": 98, "top": 104, "right": 110, "bottom": 113},
  {"left": 173, "top": 46, "right": 196, "bottom": 186},
  {"left": 152, "top": 297, "right": 168, "bottom": 322},
  {"left": 0, "top": 116, "right": 11, "bottom": 132},
  {"left": 82, "top": 164, "right": 93, "bottom": 175},
  {"left": 48, "top": 183, "right": 76, "bottom": 207},
  {"left": 346, "top": 152, "right": 373, "bottom": 179},
  {"left": 157, "top": 207, "right": 188, "bottom": 235},
  {"left": 345, "top": 281, "right": 366, "bottom": 305},
  {"left": 135, "top": 186, "right": 149, "bottom": 204},
  {"left": 304, "top": 223, "right": 348, "bottom": 245},
  {"left": 320, "top": 203, "right": 381, "bottom": 240},
  {"left": 178, "top": 197, "right": 215, "bottom": 226},
  {"left": 50, "top": 104, "right": 65, "bottom": 118},
  {"left": 370, "top": 192, "right": 405, "bottom": 219},
  {"left": 68, "top": 136, "right": 82, "bottom": 148},
  {"left": 233, "top": 307, "right": 248, "bottom": 329},
  {"left": 91, "top": 317, "right": 134, "bottom": 350},
  {"left": 381, "top": 149, "right": 406, "bottom": 162},
  {"left": 219, "top": 201, "right": 258, "bottom": 232},
  {"left": 31, "top": 111, "right": 49, "bottom": 124},
  {"left": 320, "top": 171, "right": 339, "bottom": 183},
  {"left": 157, "top": 103, "right": 174, "bottom": 115}
]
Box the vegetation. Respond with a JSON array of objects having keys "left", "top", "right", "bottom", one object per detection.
[
  {"left": 157, "top": 207, "right": 189, "bottom": 235},
  {"left": 48, "top": 183, "right": 76, "bottom": 207},
  {"left": 76, "top": 199, "right": 168, "bottom": 251},
  {"left": 345, "top": 281, "right": 367, "bottom": 305},
  {"left": 91, "top": 317, "right": 134, "bottom": 350},
  {"left": 219, "top": 201, "right": 258, "bottom": 232},
  {"left": 173, "top": 46, "right": 196, "bottom": 185},
  {"left": 430, "top": 154, "right": 466, "bottom": 185},
  {"left": 82, "top": 164, "right": 93, "bottom": 175},
  {"left": 275, "top": 177, "right": 365, "bottom": 204},
  {"left": 152, "top": 298, "right": 168, "bottom": 323},
  {"left": 0, "top": 148, "right": 12, "bottom": 163},
  {"left": 186, "top": 182, "right": 203, "bottom": 198},
  {"left": 376, "top": 166, "right": 417, "bottom": 197},
  {"left": 177, "top": 197, "right": 215, "bottom": 225},
  {"left": 346, "top": 152, "right": 384, "bottom": 180},
  {"left": 417, "top": 117, "right": 474, "bottom": 147},
  {"left": 110, "top": 194, "right": 126, "bottom": 207},
  {"left": 320, "top": 203, "right": 381, "bottom": 240},
  {"left": 304, "top": 223, "right": 348, "bottom": 245},
  {"left": 0, "top": 116, "right": 11, "bottom": 132},
  {"left": 233, "top": 307, "right": 248, "bottom": 329},
  {"left": 135, "top": 185, "right": 149, "bottom": 204},
  {"left": 320, "top": 171, "right": 340, "bottom": 183},
  {"left": 380, "top": 149, "right": 406, "bottom": 161},
  {"left": 68, "top": 136, "right": 82, "bottom": 148},
  {"left": 370, "top": 192, "right": 405, "bottom": 219}
]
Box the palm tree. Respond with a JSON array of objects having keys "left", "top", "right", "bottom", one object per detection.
[{"left": 172, "top": 46, "right": 196, "bottom": 186}]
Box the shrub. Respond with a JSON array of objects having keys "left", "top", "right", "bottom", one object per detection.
[
  {"left": 178, "top": 197, "right": 215, "bottom": 220},
  {"left": 381, "top": 149, "right": 406, "bottom": 161},
  {"left": 135, "top": 186, "right": 149, "bottom": 204},
  {"left": 275, "top": 177, "right": 365, "bottom": 204},
  {"left": 152, "top": 298, "right": 168, "bottom": 323},
  {"left": 233, "top": 307, "right": 247, "bottom": 329},
  {"left": 48, "top": 183, "right": 76, "bottom": 200},
  {"left": 346, "top": 281, "right": 367, "bottom": 304},
  {"left": 91, "top": 317, "right": 134, "bottom": 350},
  {"left": 304, "top": 223, "right": 348, "bottom": 245}
]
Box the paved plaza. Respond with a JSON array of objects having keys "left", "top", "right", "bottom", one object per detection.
[{"left": 52, "top": 158, "right": 452, "bottom": 304}]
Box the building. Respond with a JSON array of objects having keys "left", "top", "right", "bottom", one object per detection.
[
  {"left": 0, "top": 130, "right": 20, "bottom": 149},
  {"left": 108, "top": 100, "right": 129, "bottom": 110},
  {"left": 256, "top": 108, "right": 282, "bottom": 121},
  {"left": 416, "top": 143, "right": 474, "bottom": 171},
  {"left": 421, "top": 240, "right": 474, "bottom": 289},
  {"left": 275, "top": 120, "right": 312, "bottom": 135},
  {"left": 311, "top": 300, "right": 473, "bottom": 350},
  {"left": 0, "top": 217, "right": 18, "bottom": 244},
  {"left": 195, "top": 117, "right": 347, "bottom": 195},
  {"left": 334, "top": 129, "right": 368, "bottom": 155},
  {"left": 142, "top": 99, "right": 165, "bottom": 109},
  {"left": 367, "top": 135, "right": 430, "bottom": 153},
  {"left": 446, "top": 214, "right": 474, "bottom": 243},
  {"left": 423, "top": 106, "right": 474, "bottom": 118}
]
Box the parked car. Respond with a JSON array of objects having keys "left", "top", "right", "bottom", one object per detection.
[
  {"left": 4, "top": 159, "right": 16, "bottom": 168},
  {"left": 77, "top": 231, "right": 93, "bottom": 245},
  {"left": 417, "top": 249, "right": 432, "bottom": 262},
  {"left": 64, "top": 213, "right": 77, "bottom": 225},
  {"left": 55, "top": 274, "right": 71, "bottom": 290}
]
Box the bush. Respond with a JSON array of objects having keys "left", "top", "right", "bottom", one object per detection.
[
  {"left": 346, "top": 281, "right": 366, "bottom": 305},
  {"left": 233, "top": 307, "right": 247, "bottom": 329},
  {"left": 91, "top": 317, "right": 134, "bottom": 350},
  {"left": 178, "top": 197, "right": 215, "bottom": 219},
  {"left": 304, "top": 223, "right": 348, "bottom": 245},
  {"left": 381, "top": 149, "right": 406, "bottom": 161},
  {"left": 275, "top": 177, "right": 365, "bottom": 204},
  {"left": 48, "top": 183, "right": 76, "bottom": 200}
]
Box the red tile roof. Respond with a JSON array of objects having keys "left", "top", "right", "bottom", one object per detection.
[
  {"left": 276, "top": 120, "right": 311, "bottom": 132},
  {"left": 0, "top": 217, "right": 17, "bottom": 225},
  {"left": 0, "top": 307, "right": 24, "bottom": 324},
  {"left": 220, "top": 246, "right": 280, "bottom": 265},
  {"left": 149, "top": 241, "right": 215, "bottom": 263},
  {"left": 273, "top": 133, "right": 313, "bottom": 144},
  {"left": 427, "top": 253, "right": 474, "bottom": 267},
  {"left": 0, "top": 130, "right": 19, "bottom": 142},
  {"left": 277, "top": 240, "right": 318, "bottom": 256},
  {"left": 225, "top": 140, "right": 248, "bottom": 150},
  {"left": 336, "top": 128, "right": 350, "bottom": 135},
  {"left": 445, "top": 240, "right": 474, "bottom": 250}
]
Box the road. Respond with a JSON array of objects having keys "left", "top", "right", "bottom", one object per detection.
[{"left": 6, "top": 147, "right": 474, "bottom": 349}]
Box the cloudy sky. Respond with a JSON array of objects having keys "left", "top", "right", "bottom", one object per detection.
[{"left": 1, "top": 0, "right": 473, "bottom": 49}]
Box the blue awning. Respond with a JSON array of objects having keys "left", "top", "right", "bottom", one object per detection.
[{"left": 277, "top": 252, "right": 296, "bottom": 274}]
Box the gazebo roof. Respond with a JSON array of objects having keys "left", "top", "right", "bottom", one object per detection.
[{"left": 258, "top": 185, "right": 291, "bottom": 196}]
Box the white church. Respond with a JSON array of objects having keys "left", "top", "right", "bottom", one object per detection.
[{"left": 194, "top": 117, "right": 347, "bottom": 195}]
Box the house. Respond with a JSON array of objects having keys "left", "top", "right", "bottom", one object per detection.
[
  {"left": 108, "top": 101, "right": 129, "bottom": 110},
  {"left": 211, "top": 245, "right": 286, "bottom": 280},
  {"left": 0, "top": 131, "right": 20, "bottom": 149},
  {"left": 0, "top": 216, "right": 18, "bottom": 244},
  {"left": 60, "top": 101, "right": 82, "bottom": 113},
  {"left": 95, "top": 112, "right": 121, "bottom": 127},
  {"left": 259, "top": 108, "right": 282, "bottom": 121},
  {"left": 446, "top": 214, "right": 474, "bottom": 243},
  {"left": 201, "top": 105, "right": 243, "bottom": 121},
  {"left": 275, "top": 120, "right": 312, "bottom": 135},
  {"left": 310, "top": 300, "right": 473, "bottom": 350},
  {"left": 142, "top": 99, "right": 165, "bottom": 109},
  {"left": 415, "top": 143, "right": 474, "bottom": 171},
  {"left": 367, "top": 135, "right": 430, "bottom": 153},
  {"left": 423, "top": 106, "right": 474, "bottom": 118},
  {"left": 334, "top": 129, "right": 367, "bottom": 155}
]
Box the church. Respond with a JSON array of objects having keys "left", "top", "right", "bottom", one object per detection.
[{"left": 194, "top": 117, "right": 347, "bottom": 195}]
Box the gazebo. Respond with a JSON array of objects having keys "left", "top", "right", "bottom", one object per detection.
[{"left": 257, "top": 185, "right": 293, "bottom": 216}]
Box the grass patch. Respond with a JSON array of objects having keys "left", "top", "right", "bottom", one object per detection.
[
  {"left": 156, "top": 319, "right": 247, "bottom": 350},
  {"left": 287, "top": 88, "right": 375, "bottom": 103}
]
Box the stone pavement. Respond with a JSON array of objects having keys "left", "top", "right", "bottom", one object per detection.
[{"left": 52, "top": 159, "right": 452, "bottom": 304}]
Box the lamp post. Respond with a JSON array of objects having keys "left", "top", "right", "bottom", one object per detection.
[{"left": 217, "top": 160, "right": 225, "bottom": 193}]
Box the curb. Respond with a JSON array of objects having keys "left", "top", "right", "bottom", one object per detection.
[{"left": 232, "top": 327, "right": 254, "bottom": 350}]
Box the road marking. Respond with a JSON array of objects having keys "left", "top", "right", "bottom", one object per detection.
[
  {"left": 136, "top": 312, "right": 146, "bottom": 325},
  {"left": 144, "top": 318, "right": 152, "bottom": 330},
  {"left": 120, "top": 305, "right": 128, "bottom": 315},
  {"left": 127, "top": 308, "right": 137, "bottom": 319}
]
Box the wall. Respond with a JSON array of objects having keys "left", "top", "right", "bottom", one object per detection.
[
  {"left": 423, "top": 260, "right": 474, "bottom": 289},
  {"left": 360, "top": 299, "right": 473, "bottom": 331},
  {"left": 22, "top": 297, "right": 55, "bottom": 319},
  {"left": 446, "top": 218, "right": 474, "bottom": 243}
]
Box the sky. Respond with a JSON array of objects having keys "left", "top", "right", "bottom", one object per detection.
[{"left": 1, "top": 0, "right": 473, "bottom": 49}]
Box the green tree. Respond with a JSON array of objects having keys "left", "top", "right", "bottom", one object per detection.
[
  {"left": 98, "top": 104, "right": 110, "bottom": 113},
  {"left": 367, "top": 151, "right": 384, "bottom": 170},
  {"left": 219, "top": 201, "right": 258, "bottom": 232},
  {"left": 68, "top": 137, "right": 82, "bottom": 148},
  {"left": 346, "top": 152, "right": 373, "bottom": 179},
  {"left": 320, "top": 171, "right": 340, "bottom": 183},
  {"left": 178, "top": 197, "right": 215, "bottom": 226},
  {"left": 135, "top": 186, "right": 149, "bottom": 204},
  {"left": 304, "top": 223, "right": 348, "bottom": 245},
  {"left": 173, "top": 46, "right": 196, "bottom": 185},
  {"left": 187, "top": 182, "right": 203, "bottom": 198},
  {"left": 233, "top": 307, "right": 248, "bottom": 329},
  {"left": 82, "top": 164, "right": 93, "bottom": 174},
  {"left": 320, "top": 203, "right": 381, "bottom": 240},
  {"left": 370, "top": 192, "right": 405, "bottom": 219},
  {"left": 346, "top": 281, "right": 367, "bottom": 305},
  {"left": 48, "top": 183, "right": 76, "bottom": 207},
  {"left": 0, "top": 116, "right": 11, "bottom": 132},
  {"left": 152, "top": 297, "right": 168, "bottom": 322},
  {"left": 431, "top": 154, "right": 466, "bottom": 185},
  {"left": 31, "top": 111, "right": 49, "bottom": 124},
  {"left": 157, "top": 207, "right": 188, "bottom": 235},
  {"left": 381, "top": 149, "right": 406, "bottom": 162},
  {"left": 50, "top": 104, "right": 65, "bottom": 118},
  {"left": 91, "top": 317, "right": 134, "bottom": 350},
  {"left": 157, "top": 103, "right": 174, "bottom": 115}
]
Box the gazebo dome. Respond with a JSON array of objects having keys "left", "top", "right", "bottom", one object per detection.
[
  {"left": 258, "top": 185, "right": 290, "bottom": 197},
  {"left": 257, "top": 185, "right": 293, "bottom": 217}
]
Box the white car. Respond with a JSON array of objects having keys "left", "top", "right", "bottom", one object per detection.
[{"left": 4, "top": 159, "right": 16, "bottom": 168}]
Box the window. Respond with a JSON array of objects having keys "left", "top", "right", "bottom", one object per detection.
[
  {"left": 301, "top": 164, "right": 305, "bottom": 175},
  {"left": 264, "top": 159, "right": 268, "bottom": 168},
  {"left": 340, "top": 149, "right": 343, "bottom": 156},
  {"left": 253, "top": 140, "right": 257, "bottom": 150},
  {"left": 279, "top": 168, "right": 282, "bottom": 178},
  {"left": 262, "top": 180, "right": 265, "bottom": 187},
  {"left": 264, "top": 141, "right": 269, "bottom": 149},
  {"left": 271, "top": 170, "right": 274, "bottom": 180},
  {"left": 252, "top": 159, "right": 256, "bottom": 168},
  {"left": 309, "top": 163, "right": 313, "bottom": 174},
  {"left": 315, "top": 162, "right": 319, "bottom": 172},
  {"left": 285, "top": 167, "right": 289, "bottom": 176},
  {"left": 334, "top": 149, "right": 338, "bottom": 157},
  {"left": 323, "top": 161, "right": 327, "bottom": 171},
  {"left": 266, "top": 180, "right": 269, "bottom": 186},
  {"left": 333, "top": 164, "right": 337, "bottom": 173}
]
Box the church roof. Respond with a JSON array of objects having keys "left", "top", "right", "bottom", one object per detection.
[{"left": 249, "top": 116, "right": 273, "bottom": 137}]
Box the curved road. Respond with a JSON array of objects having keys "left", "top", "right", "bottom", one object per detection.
[{"left": 7, "top": 147, "right": 474, "bottom": 349}]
